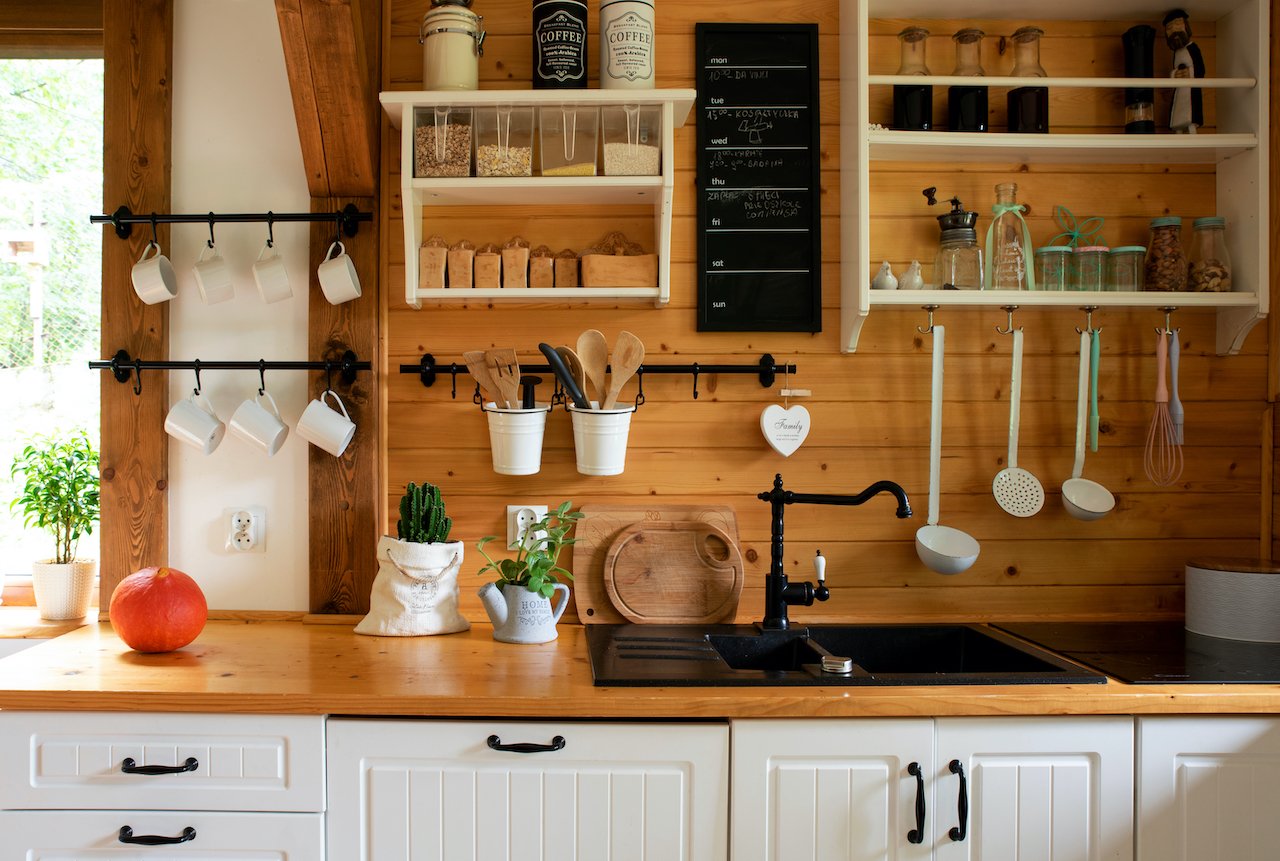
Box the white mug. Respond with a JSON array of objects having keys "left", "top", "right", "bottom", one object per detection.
[
  {"left": 131, "top": 241, "right": 178, "bottom": 305},
  {"left": 165, "top": 391, "right": 225, "bottom": 454},
  {"left": 229, "top": 390, "right": 289, "bottom": 456},
  {"left": 296, "top": 389, "right": 356, "bottom": 457},
  {"left": 193, "top": 243, "right": 235, "bottom": 305},
  {"left": 318, "top": 241, "right": 362, "bottom": 305},
  {"left": 252, "top": 243, "right": 292, "bottom": 304}
]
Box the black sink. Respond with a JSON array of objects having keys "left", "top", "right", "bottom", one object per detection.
[{"left": 586, "top": 623, "right": 1107, "bottom": 686}]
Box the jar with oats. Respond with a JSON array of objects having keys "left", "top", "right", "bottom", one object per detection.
[
  {"left": 1189, "top": 216, "right": 1232, "bottom": 292},
  {"left": 475, "top": 106, "right": 533, "bottom": 176},
  {"left": 1143, "top": 216, "right": 1188, "bottom": 292}
]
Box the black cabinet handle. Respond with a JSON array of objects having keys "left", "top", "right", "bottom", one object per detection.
[
  {"left": 486, "top": 734, "right": 566, "bottom": 754},
  {"left": 907, "top": 761, "right": 926, "bottom": 844},
  {"left": 120, "top": 757, "right": 198, "bottom": 775},
  {"left": 948, "top": 759, "right": 969, "bottom": 842},
  {"left": 118, "top": 826, "right": 197, "bottom": 846}
]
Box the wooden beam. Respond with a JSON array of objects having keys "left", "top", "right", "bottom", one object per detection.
[
  {"left": 274, "top": 0, "right": 378, "bottom": 197},
  {"left": 0, "top": 1, "right": 102, "bottom": 31},
  {"left": 0, "top": 0, "right": 102, "bottom": 57},
  {"left": 99, "top": 0, "right": 172, "bottom": 608}
]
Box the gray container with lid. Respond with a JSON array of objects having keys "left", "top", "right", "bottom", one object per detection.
[{"left": 1186, "top": 557, "right": 1280, "bottom": 642}]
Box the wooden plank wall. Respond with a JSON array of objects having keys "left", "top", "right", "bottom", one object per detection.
[{"left": 382, "top": 0, "right": 1268, "bottom": 624}]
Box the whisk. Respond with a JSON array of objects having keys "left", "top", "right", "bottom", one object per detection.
[{"left": 1144, "top": 330, "right": 1183, "bottom": 486}]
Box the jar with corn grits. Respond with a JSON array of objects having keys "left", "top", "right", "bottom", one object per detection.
[
  {"left": 600, "top": 0, "right": 655, "bottom": 89},
  {"left": 1144, "top": 216, "right": 1188, "bottom": 292},
  {"left": 420, "top": 0, "right": 485, "bottom": 91}
]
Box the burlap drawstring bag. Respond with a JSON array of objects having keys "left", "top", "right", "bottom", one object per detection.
[{"left": 354, "top": 536, "right": 470, "bottom": 636}]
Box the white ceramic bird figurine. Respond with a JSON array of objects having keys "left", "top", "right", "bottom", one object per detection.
[
  {"left": 871, "top": 260, "right": 898, "bottom": 290},
  {"left": 900, "top": 260, "right": 924, "bottom": 290}
]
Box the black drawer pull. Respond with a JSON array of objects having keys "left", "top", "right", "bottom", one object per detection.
[
  {"left": 907, "top": 761, "right": 926, "bottom": 844},
  {"left": 948, "top": 759, "right": 969, "bottom": 842},
  {"left": 121, "top": 756, "right": 198, "bottom": 775},
  {"left": 487, "top": 734, "right": 566, "bottom": 754},
  {"left": 118, "top": 825, "right": 197, "bottom": 846}
]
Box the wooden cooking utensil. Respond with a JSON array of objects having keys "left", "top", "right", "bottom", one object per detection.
[
  {"left": 463, "top": 350, "right": 503, "bottom": 405},
  {"left": 554, "top": 346, "right": 588, "bottom": 401},
  {"left": 484, "top": 348, "right": 521, "bottom": 409},
  {"left": 576, "top": 329, "right": 609, "bottom": 405},
  {"left": 602, "top": 330, "right": 645, "bottom": 409},
  {"left": 603, "top": 520, "right": 744, "bottom": 625}
]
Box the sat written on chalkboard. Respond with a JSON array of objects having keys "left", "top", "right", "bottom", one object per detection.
[{"left": 695, "top": 23, "right": 821, "bottom": 333}]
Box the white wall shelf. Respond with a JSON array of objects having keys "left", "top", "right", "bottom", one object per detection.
[
  {"left": 381, "top": 89, "right": 696, "bottom": 309},
  {"left": 839, "top": 0, "right": 1270, "bottom": 355}
]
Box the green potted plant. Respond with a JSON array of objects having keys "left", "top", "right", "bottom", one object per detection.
[
  {"left": 475, "top": 501, "right": 582, "bottom": 644},
  {"left": 354, "top": 481, "right": 470, "bottom": 636},
  {"left": 9, "top": 431, "right": 100, "bottom": 620}
]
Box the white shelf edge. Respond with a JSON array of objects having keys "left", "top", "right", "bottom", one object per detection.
[
  {"left": 867, "top": 75, "right": 1255, "bottom": 89},
  {"left": 411, "top": 287, "right": 663, "bottom": 302},
  {"left": 407, "top": 176, "right": 665, "bottom": 206},
  {"left": 380, "top": 89, "right": 698, "bottom": 129},
  {"left": 868, "top": 131, "right": 1257, "bottom": 164},
  {"left": 867, "top": 290, "right": 1260, "bottom": 308}
]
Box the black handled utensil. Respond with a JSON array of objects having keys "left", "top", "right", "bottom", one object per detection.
[{"left": 539, "top": 342, "right": 591, "bottom": 409}]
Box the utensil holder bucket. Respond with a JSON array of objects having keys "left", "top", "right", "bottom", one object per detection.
[
  {"left": 569, "top": 404, "right": 634, "bottom": 475},
  {"left": 485, "top": 403, "right": 551, "bottom": 475}
]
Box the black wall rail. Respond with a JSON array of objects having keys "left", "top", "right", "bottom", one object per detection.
[
  {"left": 91, "top": 349, "right": 370, "bottom": 396},
  {"left": 90, "top": 204, "right": 372, "bottom": 240}
]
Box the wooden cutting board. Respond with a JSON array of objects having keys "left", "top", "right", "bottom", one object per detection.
[
  {"left": 572, "top": 504, "right": 740, "bottom": 623},
  {"left": 603, "top": 521, "right": 744, "bottom": 624}
]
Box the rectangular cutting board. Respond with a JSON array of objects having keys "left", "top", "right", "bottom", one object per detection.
[{"left": 573, "top": 504, "right": 740, "bottom": 624}]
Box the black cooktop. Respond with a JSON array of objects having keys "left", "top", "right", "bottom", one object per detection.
[{"left": 995, "top": 621, "right": 1280, "bottom": 684}]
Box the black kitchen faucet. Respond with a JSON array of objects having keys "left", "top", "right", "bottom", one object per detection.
[{"left": 757, "top": 473, "right": 912, "bottom": 630}]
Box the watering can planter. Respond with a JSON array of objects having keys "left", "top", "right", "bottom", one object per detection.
[{"left": 478, "top": 581, "right": 570, "bottom": 644}]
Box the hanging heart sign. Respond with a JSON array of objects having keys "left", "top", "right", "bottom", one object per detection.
[{"left": 760, "top": 404, "right": 811, "bottom": 457}]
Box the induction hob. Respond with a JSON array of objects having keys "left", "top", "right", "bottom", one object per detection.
[{"left": 995, "top": 621, "right": 1280, "bottom": 684}]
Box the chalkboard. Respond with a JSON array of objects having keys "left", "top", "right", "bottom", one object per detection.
[{"left": 695, "top": 23, "right": 821, "bottom": 333}]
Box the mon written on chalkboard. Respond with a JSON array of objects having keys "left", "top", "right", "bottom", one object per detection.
[{"left": 695, "top": 23, "right": 821, "bottom": 333}]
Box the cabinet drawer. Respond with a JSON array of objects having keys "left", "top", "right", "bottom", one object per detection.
[
  {"left": 0, "top": 712, "right": 324, "bottom": 812},
  {"left": 0, "top": 810, "right": 322, "bottom": 859}
]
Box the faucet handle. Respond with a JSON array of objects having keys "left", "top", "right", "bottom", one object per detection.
[{"left": 814, "top": 549, "right": 826, "bottom": 583}]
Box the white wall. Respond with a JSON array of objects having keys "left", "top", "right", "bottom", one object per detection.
[{"left": 168, "top": 0, "right": 310, "bottom": 610}]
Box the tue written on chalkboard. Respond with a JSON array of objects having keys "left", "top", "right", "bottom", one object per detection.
[{"left": 695, "top": 23, "right": 821, "bottom": 333}]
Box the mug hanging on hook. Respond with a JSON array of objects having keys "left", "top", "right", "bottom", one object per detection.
[{"left": 761, "top": 362, "right": 810, "bottom": 458}]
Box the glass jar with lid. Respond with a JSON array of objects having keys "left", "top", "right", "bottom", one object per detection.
[
  {"left": 1189, "top": 216, "right": 1232, "bottom": 292},
  {"left": 948, "top": 28, "right": 987, "bottom": 133},
  {"left": 1034, "top": 246, "right": 1070, "bottom": 291},
  {"left": 1008, "top": 26, "right": 1048, "bottom": 133},
  {"left": 893, "top": 27, "right": 932, "bottom": 131},
  {"left": 1071, "top": 246, "right": 1108, "bottom": 292},
  {"left": 931, "top": 196, "right": 982, "bottom": 289},
  {"left": 1144, "top": 216, "right": 1188, "bottom": 291},
  {"left": 1107, "top": 246, "right": 1146, "bottom": 291}
]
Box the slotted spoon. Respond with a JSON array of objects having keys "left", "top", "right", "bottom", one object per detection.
[{"left": 992, "top": 327, "right": 1045, "bottom": 517}]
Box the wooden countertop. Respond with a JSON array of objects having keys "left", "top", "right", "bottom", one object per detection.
[{"left": 0, "top": 620, "right": 1278, "bottom": 717}]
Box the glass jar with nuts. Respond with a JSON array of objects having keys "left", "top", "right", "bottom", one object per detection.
[
  {"left": 1189, "top": 216, "right": 1233, "bottom": 292},
  {"left": 1143, "top": 216, "right": 1188, "bottom": 292}
]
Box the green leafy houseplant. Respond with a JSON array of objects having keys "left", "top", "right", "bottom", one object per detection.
[
  {"left": 476, "top": 501, "right": 582, "bottom": 599},
  {"left": 397, "top": 481, "right": 452, "bottom": 543},
  {"left": 9, "top": 430, "right": 100, "bottom": 565}
]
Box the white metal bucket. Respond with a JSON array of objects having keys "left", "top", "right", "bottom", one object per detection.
[
  {"left": 485, "top": 403, "right": 550, "bottom": 475},
  {"left": 568, "top": 404, "right": 634, "bottom": 475}
]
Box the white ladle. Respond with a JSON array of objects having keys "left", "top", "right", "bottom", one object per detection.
[
  {"left": 1062, "top": 329, "right": 1115, "bottom": 520},
  {"left": 992, "top": 327, "right": 1045, "bottom": 517},
  {"left": 915, "top": 326, "right": 981, "bottom": 574}
]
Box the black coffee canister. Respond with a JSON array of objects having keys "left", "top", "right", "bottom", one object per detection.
[
  {"left": 532, "top": 0, "right": 588, "bottom": 88},
  {"left": 893, "top": 85, "right": 933, "bottom": 131},
  {"left": 1007, "top": 86, "right": 1048, "bottom": 133},
  {"left": 1122, "top": 25, "right": 1157, "bottom": 133}
]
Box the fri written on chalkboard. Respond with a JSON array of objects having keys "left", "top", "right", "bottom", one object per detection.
[{"left": 695, "top": 23, "right": 821, "bottom": 333}]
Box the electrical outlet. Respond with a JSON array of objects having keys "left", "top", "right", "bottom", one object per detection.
[
  {"left": 225, "top": 507, "right": 266, "bottom": 553},
  {"left": 506, "top": 504, "right": 548, "bottom": 550}
]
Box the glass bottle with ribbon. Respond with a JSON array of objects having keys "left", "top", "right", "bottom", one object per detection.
[{"left": 985, "top": 182, "right": 1035, "bottom": 290}]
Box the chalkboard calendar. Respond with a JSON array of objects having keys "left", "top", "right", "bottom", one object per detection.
[{"left": 695, "top": 23, "right": 821, "bottom": 332}]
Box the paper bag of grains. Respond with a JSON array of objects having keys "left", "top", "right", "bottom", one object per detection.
[
  {"left": 580, "top": 231, "right": 658, "bottom": 288},
  {"left": 448, "top": 239, "right": 475, "bottom": 288},
  {"left": 529, "top": 245, "right": 554, "bottom": 289},
  {"left": 501, "top": 236, "right": 531, "bottom": 289},
  {"left": 554, "top": 248, "right": 580, "bottom": 288},
  {"left": 474, "top": 243, "right": 502, "bottom": 290},
  {"left": 418, "top": 235, "right": 448, "bottom": 291}
]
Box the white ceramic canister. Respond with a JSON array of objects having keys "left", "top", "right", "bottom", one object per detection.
[
  {"left": 599, "top": 0, "right": 654, "bottom": 89},
  {"left": 420, "top": 2, "right": 486, "bottom": 90}
]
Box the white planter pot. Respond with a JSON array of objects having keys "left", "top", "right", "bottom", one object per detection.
[
  {"left": 31, "top": 560, "right": 96, "bottom": 620},
  {"left": 354, "top": 537, "right": 470, "bottom": 636}
]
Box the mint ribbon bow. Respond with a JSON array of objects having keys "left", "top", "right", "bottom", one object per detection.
[
  {"left": 984, "top": 202, "right": 1037, "bottom": 291},
  {"left": 1047, "top": 204, "right": 1106, "bottom": 249}
]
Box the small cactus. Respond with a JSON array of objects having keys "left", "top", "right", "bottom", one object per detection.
[{"left": 396, "top": 481, "right": 452, "bottom": 543}]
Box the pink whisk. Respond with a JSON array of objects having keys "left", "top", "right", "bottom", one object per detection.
[{"left": 1143, "top": 331, "right": 1183, "bottom": 487}]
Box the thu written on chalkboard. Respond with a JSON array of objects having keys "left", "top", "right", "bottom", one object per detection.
[{"left": 695, "top": 23, "right": 821, "bottom": 333}]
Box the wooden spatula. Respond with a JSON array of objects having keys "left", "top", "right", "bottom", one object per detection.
[
  {"left": 485, "top": 348, "right": 521, "bottom": 409},
  {"left": 576, "top": 329, "right": 609, "bottom": 405},
  {"left": 463, "top": 350, "right": 502, "bottom": 405},
  {"left": 554, "top": 346, "right": 588, "bottom": 400},
  {"left": 602, "top": 330, "right": 645, "bottom": 409}
]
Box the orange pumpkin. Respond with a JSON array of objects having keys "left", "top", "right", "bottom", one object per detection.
[{"left": 109, "top": 567, "right": 208, "bottom": 653}]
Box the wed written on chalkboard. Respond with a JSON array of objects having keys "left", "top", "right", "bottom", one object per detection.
[{"left": 694, "top": 23, "right": 821, "bottom": 333}]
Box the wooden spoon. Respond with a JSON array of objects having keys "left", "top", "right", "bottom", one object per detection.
[
  {"left": 576, "top": 329, "right": 609, "bottom": 405},
  {"left": 602, "top": 330, "right": 645, "bottom": 409},
  {"left": 484, "top": 348, "right": 521, "bottom": 409},
  {"left": 554, "top": 346, "right": 588, "bottom": 400},
  {"left": 463, "top": 350, "right": 502, "bottom": 405}
]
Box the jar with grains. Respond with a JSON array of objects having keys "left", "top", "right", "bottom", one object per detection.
[
  {"left": 539, "top": 106, "right": 598, "bottom": 176},
  {"left": 602, "top": 104, "right": 661, "bottom": 175},
  {"left": 1144, "top": 216, "right": 1188, "bottom": 292},
  {"left": 475, "top": 106, "right": 533, "bottom": 176},
  {"left": 1071, "top": 245, "right": 1108, "bottom": 292},
  {"left": 1189, "top": 216, "right": 1232, "bottom": 292},
  {"left": 1107, "top": 246, "right": 1145, "bottom": 291},
  {"left": 1034, "top": 246, "right": 1070, "bottom": 291},
  {"left": 414, "top": 107, "right": 472, "bottom": 177}
]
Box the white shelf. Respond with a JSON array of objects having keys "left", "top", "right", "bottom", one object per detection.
[
  {"left": 869, "top": 131, "right": 1258, "bottom": 164},
  {"left": 869, "top": 290, "right": 1259, "bottom": 307},
  {"left": 381, "top": 89, "right": 696, "bottom": 309},
  {"left": 866, "top": 75, "right": 1256, "bottom": 89}
]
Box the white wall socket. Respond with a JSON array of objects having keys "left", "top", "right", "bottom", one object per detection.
[
  {"left": 506, "top": 504, "right": 548, "bottom": 550},
  {"left": 225, "top": 506, "right": 266, "bottom": 553}
]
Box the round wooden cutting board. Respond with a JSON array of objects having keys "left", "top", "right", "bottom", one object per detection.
[{"left": 601, "top": 520, "right": 744, "bottom": 624}]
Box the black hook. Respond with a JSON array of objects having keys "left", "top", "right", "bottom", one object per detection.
[
  {"left": 149, "top": 213, "right": 159, "bottom": 246},
  {"left": 192, "top": 360, "right": 202, "bottom": 396},
  {"left": 634, "top": 370, "right": 646, "bottom": 408},
  {"left": 334, "top": 214, "right": 342, "bottom": 246},
  {"left": 206, "top": 213, "right": 216, "bottom": 249},
  {"left": 324, "top": 361, "right": 334, "bottom": 393},
  {"left": 449, "top": 364, "right": 458, "bottom": 399},
  {"left": 266, "top": 212, "right": 274, "bottom": 248},
  {"left": 472, "top": 382, "right": 483, "bottom": 405},
  {"left": 132, "top": 359, "right": 143, "bottom": 396},
  {"left": 691, "top": 363, "right": 701, "bottom": 400},
  {"left": 258, "top": 359, "right": 267, "bottom": 396}
]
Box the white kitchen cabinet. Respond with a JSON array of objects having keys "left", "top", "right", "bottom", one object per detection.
[
  {"left": 326, "top": 717, "right": 728, "bottom": 861},
  {"left": 732, "top": 716, "right": 1132, "bottom": 861},
  {"left": 837, "top": 0, "right": 1270, "bottom": 354},
  {"left": 1137, "top": 716, "right": 1280, "bottom": 861}
]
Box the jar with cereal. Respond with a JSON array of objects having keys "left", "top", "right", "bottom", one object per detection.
[
  {"left": 1143, "top": 216, "right": 1188, "bottom": 292},
  {"left": 414, "top": 106, "right": 472, "bottom": 177},
  {"left": 1189, "top": 216, "right": 1232, "bottom": 292}
]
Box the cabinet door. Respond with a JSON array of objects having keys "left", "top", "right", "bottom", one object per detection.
[
  {"left": 934, "top": 717, "right": 1133, "bottom": 861},
  {"left": 326, "top": 718, "right": 728, "bottom": 861},
  {"left": 731, "top": 718, "right": 934, "bottom": 861},
  {"left": 1137, "top": 716, "right": 1280, "bottom": 861}
]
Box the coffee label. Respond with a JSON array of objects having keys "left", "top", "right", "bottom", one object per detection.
[
  {"left": 534, "top": 7, "right": 587, "bottom": 84},
  {"left": 602, "top": 7, "right": 654, "bottom": 83}
]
